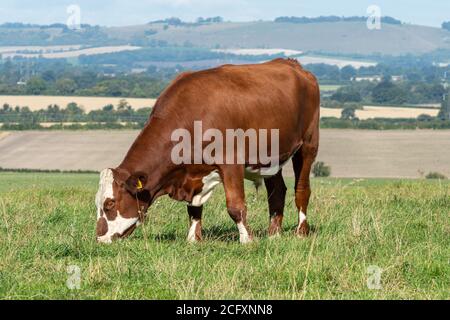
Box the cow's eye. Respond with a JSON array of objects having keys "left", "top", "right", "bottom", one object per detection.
[{"left": 104, "top": 199, "right": 115, "bottom": 211}]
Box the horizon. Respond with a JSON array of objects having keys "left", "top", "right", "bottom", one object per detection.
[
  {"left": 0, "top": 15, "right": 440, "bottom": 28},
  {"left": 0, "top": 0, "right": 448, "bottom": 28}
]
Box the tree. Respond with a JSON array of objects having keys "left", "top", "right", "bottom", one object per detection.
[
  {"left": 371, "top": 80, "right": 407, "bottom": 104},
  {"left": 26, "top": 76, "right": 46, "bottom": 95},
  {"left": 442, "top": 21, "right": 450, "bottom": 32},
  {"left": 425, "top": 172, "right": 447, "bottom": 179},
  {"left": 341, "top": 107, "right": 357, "bottom": 120},
  {"left": 340, "top": 65, "right": 357, "bottom": 81},
  {"left": 66, "top": 102, "right": 84, "bottom": 114},
  {"left": 331, "top": 86, "right": 362, "bottom": 102},
  {"left": 437, "top": 89, "right": 450, "bottom": 120},
  {"left": 312, "top": 162, "right": 331, "bottom": 177},
  {"left": 117, "top": 99, "right": 131, "bottom": 111},
  {"left": 56, "top": 78, "right": 77, "bottom": 95},
  {"left": 417, "top": 114, "right": 433, "bottom": 122},
  {"left": 102, "top": 104, "right": 114, "bottom": 112}
]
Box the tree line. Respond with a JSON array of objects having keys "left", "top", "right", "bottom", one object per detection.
[
  {"left": 0, "top": 100, "right": 151, "bottom": 128},
  {"left": 0, "top": 59, "right": 172, "bottom": 98},
  {"left": 328, "top": 79, "right": 446, "bottom": 105},
  {"left": 2, "top": 98, "right": 450, "bottom": 131}
]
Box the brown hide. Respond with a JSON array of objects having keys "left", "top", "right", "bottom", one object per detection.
[{"left": 116, "top": 58, "right": 320, "bottom": 205}]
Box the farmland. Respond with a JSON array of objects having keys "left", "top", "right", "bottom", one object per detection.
[
  {"left": 0, "top": 45, "right": 141, "bottom": 59},
  {"left": 0, "top": 95, "right": 440, "bottom": 119},
  {"left": 212, "top": 49, "right": 376, "bottom": 68},
  {"left": 320, "top": 106, "right": 440, "bottom": 119},
  {"left": 0, "top": 172, "right": 448, "bottom": 299},
  {"left": 0, "top": 96, "right": 156, "bottom": 112},
  {"left": 1, "top": 129, "right": 449, "bottom": 178}
]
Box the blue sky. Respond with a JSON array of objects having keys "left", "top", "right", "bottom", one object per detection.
[{"left": 0, "top": 0, "right": 448, "bottom": 27}]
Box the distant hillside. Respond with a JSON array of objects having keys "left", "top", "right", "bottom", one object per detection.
[
  {"left": 1, "top": 19, "right": 450, "bottom": 56},
  {"left": 135, "top": 21, "right": 450, "bottom": 56}
]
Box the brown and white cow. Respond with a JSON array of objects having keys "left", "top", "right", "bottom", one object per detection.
[{"left": 95, "top": 58, "right": 320, "bottom": 244}]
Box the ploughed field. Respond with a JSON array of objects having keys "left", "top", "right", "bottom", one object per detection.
[
  {"left": 0, "top": 172, "right": 448, "bottom": 299},
  {"left": 1, "top": 129, "right": 449, "bottom": 178}
]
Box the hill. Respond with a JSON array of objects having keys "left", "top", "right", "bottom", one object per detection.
[
  {"left": 137, "top": 21, "right": 450, "bottom": 56},
  {"left": 1, "top": 19, "right": 450, "bottom": 56}
]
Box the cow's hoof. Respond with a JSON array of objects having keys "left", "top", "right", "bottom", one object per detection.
[
  {"left": 239, "top": 234, "right": 253, "bottom": 244},
  {"left": 268, "top": 227, "right": 281, "bottom": 239},
  {"left": 295, "top": 221, "right": 310, "bottom": 237},
  {"left": 187, "top": 236, "right": 202, "bottom": 243},
  {"left": 187, "top": 219, "right": 202, "bottom": 243},
  {"left": 268, "top": 225, "right": 282, "bottom": 237}
]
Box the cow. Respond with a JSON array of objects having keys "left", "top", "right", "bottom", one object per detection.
[{"left": 95, "top": 58, "right": 320, "bottom": 244}]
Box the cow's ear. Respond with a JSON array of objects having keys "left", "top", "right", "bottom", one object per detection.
[{"left": 124, "top": 172, "right": 148, "bottom": 194}]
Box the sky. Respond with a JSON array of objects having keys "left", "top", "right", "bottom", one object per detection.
[{"left": 0, "top": 0, "right": 448, "bottom": 28}]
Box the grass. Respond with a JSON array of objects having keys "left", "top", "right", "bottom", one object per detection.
[
  {"left": 319, "top": 85, "right": 341, "bottom": 92},
  {"left": 0, "top": 172, "right": 449, "bottom": 299}
]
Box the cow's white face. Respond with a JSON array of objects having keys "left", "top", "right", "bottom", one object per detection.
[{"left": 95, "top": 168, "right": 143, "bottom": 243}]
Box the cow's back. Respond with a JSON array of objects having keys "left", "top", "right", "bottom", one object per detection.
[{"left": 152, "top": 59, "right": 318, "bottom": 146}]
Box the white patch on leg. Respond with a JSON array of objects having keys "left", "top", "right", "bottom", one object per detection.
[
  {"left": 237, "top": 222, "right": 252, "bottom": 244},
  {"left": 299, "top": 211, "right": 307, "bottom": 225},
  {"left": 187, "top": 219, "right": 200, "bottom": 243}
]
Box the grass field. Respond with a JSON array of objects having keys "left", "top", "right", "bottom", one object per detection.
[{"left": 0, "top": 172, "right": 449, "bottom": 299}]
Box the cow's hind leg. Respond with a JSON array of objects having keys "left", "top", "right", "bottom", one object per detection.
[
  {"left": 220, "top": 165, "right": 253, "bottom": 243},
  {"left": 187, "top": 205, "right": 203, "bottom": 242},
  {"left": 292, "top": 145, "right": 317, "bottom": 237},
  {"left": 264, "top": 170, "right": 286, "bottom": 236}
]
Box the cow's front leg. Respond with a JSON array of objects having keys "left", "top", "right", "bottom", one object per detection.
[
  {"left": 187, "top": 205, "right": 202, "bottom": 243},
  {"left": 221, "top": 165, "right": 253, "bottom": 244}
]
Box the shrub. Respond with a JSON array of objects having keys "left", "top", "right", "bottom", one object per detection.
[
  {"left": 313, "top": 161, "right": 331, "bottom": 177},
  {"left": 417, "top": 114, "right": 433, "bottom": 122},
  {"left": 341, "top": 107, "right": 358, "bottom": 120},
  {"left": 425, "top": 172, "right": 447, "bottom": 180}
]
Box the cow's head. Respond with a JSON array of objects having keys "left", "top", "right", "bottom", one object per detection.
[{"left": 95, "top": 168, "right": 150, "bottom": 243}]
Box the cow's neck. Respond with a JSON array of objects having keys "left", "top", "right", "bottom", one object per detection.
[{"left": 118, "top": 116, "right": 176, "bottom": 199}]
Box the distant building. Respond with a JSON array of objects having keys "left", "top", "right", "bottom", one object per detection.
[
  {"left": 352, "top": 75, "right": 382, "bottom": 82},
  {"left": 391, "top": 75, "right": 403, "bottom": 82},
  {"left": 130, "top": 68, "right": 147, "bottom": 74},
  {"left": 351, "top": 75, "right": 403, "bottom": 82}
]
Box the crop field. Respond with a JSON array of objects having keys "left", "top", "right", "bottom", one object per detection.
[
  {"left": 1, "top": 129, "right": 449, "bottom": 178},
  {"left": 0, "top": 172, "right": 448, "bottom": 299},
  {"left": 0, "top": 45, "right": 141, "bottom": 59},
  {"left": 320, "top": 106, "right": 440, "bottom": 119},
  {"left": 0, "top": 95, "right": 440, "bottom": 119}
]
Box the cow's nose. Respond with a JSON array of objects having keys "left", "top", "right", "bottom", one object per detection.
[
  {"left": 96, "top": 235, "right": 113, "bottom": 244},
  {"left": 96, "top": 217, "right": 108, "bottom": 237}
]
